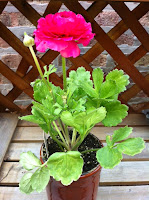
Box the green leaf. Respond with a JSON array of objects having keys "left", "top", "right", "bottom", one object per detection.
[
  {"left": 68, "top": 98, "right": 86, "bottom": 113},
  {"left": 47, "top": 151, "right": 83, "bottom": 186},
  {"left": 33, "top": 79, "right": 50, "bottom": 103},
  {"left": 20, "top": 151, "right": 41, "bottom": 171},
  {"left": 39, "top": 124, "right": 49, "bottom": 133},
  {"left": 32, "top": 101, "right": 54, "bottom": 120},
  {"left": 43, "top": 64, "right": 57, "bottom": 79},
  {"left": 19, "top": 173, "right": 33, "bottom": 194},
  {"left": 31, "top": 167, "right": 50, "bottom": 193},
  {"left": 117, "top": 138, "right": 145, "bottom": 156},
  {"left": 61, "top": 107, "right": 106, "bottom": 137},
  {"left": 67, "top": 67, "right": 93, "bottom": 97},
  {"left": 60, "top": 111, "right": 76, "bottom": 128},
  {"left": 102, "top": 101, "right": 128, "bottom": 127},
  {"left": 68, "top": 67, "right": 93, "bottom": 87},
  {"left": 92, "top": 68, "right": 104, "bottom": 93},
  {"left": 85, "top": 107, "right": 107, "bottom": 129},
  {"left": 19, "top": 115, "right": 45, "bottom": 124},
  {"left": 112, "top": 126, "right": 133, "bottom": 145},
  {"left": 80, "top": 82, "right": 97, "bottom": 98},
  {"left": 106, "top": 69, "right": 129, "bottom": 93},
  {"left": 96, "top": 146, "right": 122, "bottom": 169},
  {"left": 99, "top": 80, "right": 117, "bottom": 99}
]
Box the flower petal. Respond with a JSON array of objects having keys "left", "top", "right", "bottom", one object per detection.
[
  {"left": 60, "top": 42, "right": 80, "bottom": 58},
  {"left": 34, "top": 11, "right": 95, "bottom": 56}
]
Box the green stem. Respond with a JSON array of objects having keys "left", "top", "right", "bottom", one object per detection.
[
  {"left": 29, "top": 46, "right": 53, "bottom": 93},
  {"left": 29, "top": 46, "right": 44, "bottom": 78},
  {"left": 72, "top": 137, "right": 83, "bottom": 151},
  {"left": 62, "top": 56, "right": 67, "bottom": 92},
  {"left": 72, "top": 130, "right": 91, "bottom": 150},
  {"left": 41, "top": 160, "right": 48, "bottom": 168},
  {"left": 71, "top": 129, "right": 77, "bottom": 147},
  {"left": 64, "top": 125, "right": 71, "bottom": 146},
  {"left": 52, "top": 135, "right": 66, "bottom": 151},
  {"left": 53, "top": 121, "right": 69, "bottom": 150},
  {"left": 57, "top": 119, "right": 65, "bottom": 136},
  {"left": 48, "top": 124, "right": 64, "bottom": 151},
  {"left": 72, "top": 135, "right": 81, "bottom": 148},
  {"left": 81, "top": 148, "right": 99, "bottom": 154},
  {"left": 57, "top": 119, "right": 69, "bottom": 146}
]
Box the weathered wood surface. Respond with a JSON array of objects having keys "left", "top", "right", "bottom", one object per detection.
[
  {"left": 4, "top": 142, "right": 149, "bottom": 162},
  {"left": 17, "top": 114, "right": 149, "bottom": 127},
  {"left": 0, "top": 161, "right": 149, "bottom": 186},
  {"left": 0, "top": 113, "right": 18, "bottom": 167},
  {"left": 0, "top": 113, "right": 148, "bottom": 199},
  {"left": 0, "top": 185, "right": 149, "bottom": 200},
  {"left": 12, "top": 126, "right": 149, "bottom": 142}
]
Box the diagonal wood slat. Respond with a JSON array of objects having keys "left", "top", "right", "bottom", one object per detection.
[
  {"left": 0, "top": 21, "right": 61, "bottom": 84},
  {"left": 0, "top": 0, "right": 63, "bottom": 112},
  {"left": 0, "top": 0, "right": 149, "bottom": 113},
  {"left": 63, "top": 0, "right": 149, "bottom": 98},
  {"left": 64, "top": 2, "right": 148, "bottom": 75},
  {"left": 0, "top": 1, "right": 8, "bottom": 14},
  {"left": 111, "top": 2, "right": 149, "bottom": 52},
  {"left": 0, "top": 60, "right": 33, "bottom": 98},
  {"left": 0, "top": 0, "right": 63, "bottom": 106},
  {"left": 0, "top": 93, "right": 20, "bottom": 112},
  {"left": 121, "top": 74, "right": 149, "bottom": 103}
]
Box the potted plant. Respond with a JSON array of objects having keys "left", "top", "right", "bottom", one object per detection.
[{"left": 19, "top": 11, "right": 145, "bottom": 200}]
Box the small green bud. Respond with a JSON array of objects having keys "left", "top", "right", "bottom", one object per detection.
[{"left": 23, "top": 32, "right": 34, "bottom": 47}]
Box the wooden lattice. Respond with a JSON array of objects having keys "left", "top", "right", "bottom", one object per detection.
[{"left": 0, "top": 0, "right": 149, "bottom": 113}]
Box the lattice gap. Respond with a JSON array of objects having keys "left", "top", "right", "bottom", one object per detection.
[
  {"left": 95, "top": 5, "right": 122, "bottom": 27},
  {"left": 139, "top": 11, "right": 149, "bottom": 27},
  {"left": 14, "top": 92, "right": 32, "bottom": 108},
  {"left": 0, "top": 74, "right": 13, "bottom": 96},
  {"left": 128, "top": 90, "right": 149, "bottom": 111}
]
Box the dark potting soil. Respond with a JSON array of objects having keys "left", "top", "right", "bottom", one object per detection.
[{"left": 42, "top": 131, "right": 102, "bottom": 175}]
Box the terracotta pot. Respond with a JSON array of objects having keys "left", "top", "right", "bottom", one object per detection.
[{"left": 40, "top": 140, "right": 102, "bottom": 200}]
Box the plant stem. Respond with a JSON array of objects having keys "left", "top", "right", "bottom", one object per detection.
[
  {"left": 29, "top": 46, "right": 44, "bottom": 78},
  {"left": 48, "top": 124, "right": 64, "bottom": 151},
  {"left": 53, "top": 121, "right": 70, "bottom": 150},
  {"left": 64, "top": 125, "right": 71, "bottom": 147},
  {"left": 41, "top": 162, "right": 47, "bottom": 168},
  {"left": 29, "top": 46, "right": 53, "bottom": 93},
  {"left": 62, "top": 56, "right": 67, "bottom": 92},
  {"left": 57, "top": 119, "right": 65, "bottom": 137},
  {"left": 71, "top": 128, "right": 77, "bottom": 147},
  {"left": 72, "top": 135, "right": 81, "bottom": 148},
  {"left": 52, "top": 135, "right": 66, "bottom": 151},
  {"left": 57, "top": 119, "right": 70, "bottom": 146},
  {"left": 81, "top": 148, "right": 99, "bottom": 154},
  {"left": 71, "top": 137, "right": 83, "bottom": 151},
  {"left": 72, "top": 130, "right": 91, "bottom": 150}
]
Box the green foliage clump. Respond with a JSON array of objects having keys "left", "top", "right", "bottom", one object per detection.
[{"left": 19, "top": 66, "right": 145, "bottom": 193}]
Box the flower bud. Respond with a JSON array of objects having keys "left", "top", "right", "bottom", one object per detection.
[{"left": 23, "top": 32, "right": 34, "bottom": 47}]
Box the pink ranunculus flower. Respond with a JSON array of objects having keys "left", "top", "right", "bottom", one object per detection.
[{"left": 34, "top": 11, "right": 95, "bottom": 58}]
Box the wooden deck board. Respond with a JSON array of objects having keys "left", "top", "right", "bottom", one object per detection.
[
  {"left": 0, "top": 113, "right": 149, "bottom": 199},
  {"left": 0, "top": 185, "right": 149, "bottom": 200},
  {"left": 17, "top": 114, "right": 149, "bottom": 127},
  {"left": 0, "top": 113, "right": 18, "bottom": 167},
  {"left": 0, "top": 161, "right": 149, "bottom": 186},
  {"left": 4, "top": 142, "right": 149, "bottom": 161},
  {"left": 12, "top": 126, "right": 149, "bottom": 142}
]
